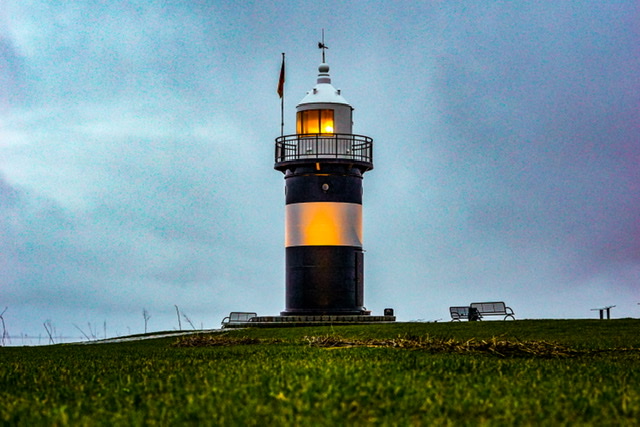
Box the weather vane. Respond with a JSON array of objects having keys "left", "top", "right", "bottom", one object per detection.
[{"left": 318, "top": 29, "right": 328, "bottom": 62}]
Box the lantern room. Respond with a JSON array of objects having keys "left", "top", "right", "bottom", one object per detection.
[
  {"left": 296, "top": 63, "right": 353, "bottom": 135},
  {"left": 274, "top": 61, "right": 372, "bottom": 171}
]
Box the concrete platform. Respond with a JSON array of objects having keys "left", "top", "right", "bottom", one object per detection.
[{"left": 223, "top": 315, "right": 396, "bottom": 328}]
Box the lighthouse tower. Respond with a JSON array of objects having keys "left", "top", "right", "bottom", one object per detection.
[{"left": 274, "top": 54, "right": 374, "bottom": 316}]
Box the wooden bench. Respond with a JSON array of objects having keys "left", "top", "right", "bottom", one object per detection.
[
  {"left": 221, "top": 312, "right": 257, "bottom": 327},
  {"left": 470, "top": 302, "right": 515, "bottom": 320},
  {"left": 449, "top": 306, "right": 470, "bottom": 321}
]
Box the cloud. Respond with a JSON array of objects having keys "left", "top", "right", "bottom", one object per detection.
[
  {"left": 358, "top": 1, "right": 640, "bottom": 319},
  {"left": 0, "top": 91, "right": 283, "bottom": 336},
  {"left": 1, "top": 1, "right": 639, "bottom": 339}
]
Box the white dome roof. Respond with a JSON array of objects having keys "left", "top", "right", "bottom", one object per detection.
[{"left": 297, "top": 63, "right": 350, "bottom": 106}]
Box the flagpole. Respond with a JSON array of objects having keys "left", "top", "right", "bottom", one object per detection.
[{"left": 279, "top": 52, "right": 285, "bottom": 137}]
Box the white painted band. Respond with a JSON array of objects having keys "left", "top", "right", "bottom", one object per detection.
[{"left": 285, "top": 202, "right": 363, "bottom": 247}]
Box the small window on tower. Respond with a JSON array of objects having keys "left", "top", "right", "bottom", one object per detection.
[{"left": 297, "top": 109, "right": 334, "bottom": 135}]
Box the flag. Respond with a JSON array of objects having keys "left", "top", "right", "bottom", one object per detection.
[{"left": 277, "top": 54, "right": 285, "bottom": 98}]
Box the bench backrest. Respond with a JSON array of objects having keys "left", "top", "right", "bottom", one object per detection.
[
  {"left": 449, "top": 306, "right": 469, "bottom": 319},
  {"left": 222, "top": 312, "right": 257, "bottom": 325},
  {"left": 230, "top": 312, "right": 257, "bottom": 322},
  {"left": 470, "top": 302, "right": 506, "bottom": 314}
]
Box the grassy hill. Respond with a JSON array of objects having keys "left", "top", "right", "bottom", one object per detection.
[{"left": 1, "top": 319, "right": 639, "bottom": 425}]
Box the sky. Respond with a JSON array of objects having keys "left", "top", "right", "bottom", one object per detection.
[{"left": 1, "top": 1, "right": 639, "bottom": 343}]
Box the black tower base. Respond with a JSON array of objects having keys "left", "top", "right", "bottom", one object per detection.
[{"left": 281, "top": 246, "right": 365, "bottom": 315}]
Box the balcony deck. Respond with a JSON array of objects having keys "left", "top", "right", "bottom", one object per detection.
[{"left": 275, "top": 133, "right": 373, "bottom": 171}]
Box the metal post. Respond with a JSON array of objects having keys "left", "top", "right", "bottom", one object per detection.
[{"left": 279, "top": 53, "right": 285, "bottom": 137}]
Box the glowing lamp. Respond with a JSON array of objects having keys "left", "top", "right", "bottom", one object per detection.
[{"left": 296, "top": 109, "right": 334, "bottom": 135}]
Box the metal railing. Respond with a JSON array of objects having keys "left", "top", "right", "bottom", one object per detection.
[{"left": 275, "top": 133, "right": 373, "bottom": 166}]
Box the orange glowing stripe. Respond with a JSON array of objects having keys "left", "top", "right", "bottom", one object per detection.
[{"left": 285, "top": 202, "right": 362, "bottom": 247}]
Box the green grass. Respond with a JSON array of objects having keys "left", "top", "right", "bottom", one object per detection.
[{"left": 1, "top": 319, "right": 639, "bottom": 425}]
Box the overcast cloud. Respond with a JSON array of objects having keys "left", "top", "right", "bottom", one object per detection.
[{"left": 1, "top": 1, "right": 638, "bottom": 343}]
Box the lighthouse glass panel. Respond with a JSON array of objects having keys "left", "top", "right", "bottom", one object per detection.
[
  {"left": 297, "top": 110, "right": 334, "bottom": 135},
  {"left": 321, "top": 110, "right": 334, "bottom": 133}
]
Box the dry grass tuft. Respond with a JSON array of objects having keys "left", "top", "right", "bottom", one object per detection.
[
  {"left": 173, "top": 334, "right": 280, "bottom": 347},
  {"left": 304, "top": 334, "right": 579, "bottom": 358},
  {"left": 174, "top": 333, "right": 636, "bottom": 358}
]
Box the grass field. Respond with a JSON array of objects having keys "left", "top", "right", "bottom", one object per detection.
[{"left": 1, "top": 319, "right": 639, "bottom": 425}]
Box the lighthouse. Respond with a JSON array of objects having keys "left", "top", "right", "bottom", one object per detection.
[{"left": 274, "top": 52, "right": 374, "bottom": 316}]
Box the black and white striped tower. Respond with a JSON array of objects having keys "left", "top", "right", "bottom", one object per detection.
[{"left": 274, "top": 53, "right": 374, "bottom": 316}]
